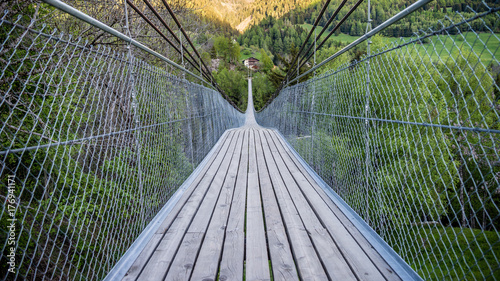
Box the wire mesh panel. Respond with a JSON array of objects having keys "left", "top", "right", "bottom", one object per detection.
[
  {"left": 0, "top": 3, "right": 244, "bottom": 280},
  {"left": 257, "top": 5, "right": 500, "bottom": 280}
]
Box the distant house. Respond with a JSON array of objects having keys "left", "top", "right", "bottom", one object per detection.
[{"left": 242, "top": 57, "right": 259, "bottom": 69}]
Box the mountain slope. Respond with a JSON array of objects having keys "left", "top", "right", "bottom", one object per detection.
[{"left": 191, "top": 0, "right": 318, "bottom": 32}]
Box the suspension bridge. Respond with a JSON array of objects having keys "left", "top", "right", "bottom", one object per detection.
[{"left": 1, "top": 0, "right": 499, "bottom": 280}]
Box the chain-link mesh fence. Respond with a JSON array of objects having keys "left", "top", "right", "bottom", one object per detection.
[
  {"left": 257, "top": 4, "right": 500, "bottom": 280},
  {"left": 0, "top": 2, "right": 244, "bottom": 279}
]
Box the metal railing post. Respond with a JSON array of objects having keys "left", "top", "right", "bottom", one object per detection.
[
  {"left": 179, "top": 28, "right": 194, "bottom": 167},
  {"left": 311, "top": 28, "right": 317, "bottom": 165},
  {"left": 364, "top": 0, "right": 372, "bottom": 228},
  {"left": 123, "top": 0, "right": 144, "bottom": 227}
]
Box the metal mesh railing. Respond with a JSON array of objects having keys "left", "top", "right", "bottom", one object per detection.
[
  {"left": 0, "top": 2, "right": 244, "bottom": 280},
  {"left": 257, "top": 5, "right": 500, "bottom": 280}
]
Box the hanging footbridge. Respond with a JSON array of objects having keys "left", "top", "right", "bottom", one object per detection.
[
  {"left": 106, "top": 79, "right": 411, "bottom": 280},
  {"left": 1, "top": 0, "right": 499, "bottom": 280}
]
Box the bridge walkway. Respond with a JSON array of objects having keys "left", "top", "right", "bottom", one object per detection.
[{"left": 117, "top": 79, "right": 404, "bottom": 281}]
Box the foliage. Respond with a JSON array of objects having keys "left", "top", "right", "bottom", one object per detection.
[
  {"left": 252, "top": 72, "right": 275, "bottom": 111},
  {"left": 0, "top": 2, "right": 241, "bottom": 279},
  {"left": 256, "top": 14, "right": 500, "bottom": 277},
  {"left": 238, "top": 18, "right": 315, "bottom": 58},
  {"left": 214, "top": 36, "right": 241, "bottom": 63},
  {"left": 386, "top": 225, "right": 500, "bottom": 280},
  {"left": 294, "top": 0, "right": 499, "bottom": 37},
  {"left": 190, "top": 0, "right": 317, "bottom": 30},
  {"left": 214, "top": 67, "right": 248, "bottom": 110},
  {"left": 267, "top": 44, "right": 313, "bottom": 88},
  {"left": 260, "top": 49, "right": 274, "bottom": 73}
]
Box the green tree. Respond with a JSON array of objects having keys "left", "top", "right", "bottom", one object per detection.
[
  {"left": 196, "top": 33, "right": 207, "bottom": 45},
  {"left": 274, "top": 37, "right": 283, "bottom": 54},
  {"left": 214, "top": 36, "right": 230, "bottom": 58},
  {"left": 252, "top": 72, "right": 275, "bottom": 110},
  {"left": 201, "top": 52, "right": 211, "bottom": 66},
  {"left": 260, "top": 48, "right": 274, "bottom": 72},
  {"left": 209, "top": 45, "right": 217, "bottom": 59},
  {"left": 214, "top": 67, "right": 248, "bottom": 110},
  {"left": 229, "top": 41, "right": 241, "bottom": 63}
]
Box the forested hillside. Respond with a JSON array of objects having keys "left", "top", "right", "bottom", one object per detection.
[
  {"left": 189, "top": 0, "right": 317, "bottom": 31},
  {"left": 238, "top": 0, "right": 500, "bottom": 57},
  {"left": 187, "top": 0, "right": 500, "bottom": 111},
  {"left": 294, "top": 0, "right": 499, "bottom": 37},
  {"left": 227, "top": 0, "right": 500, "bottom": 109}
]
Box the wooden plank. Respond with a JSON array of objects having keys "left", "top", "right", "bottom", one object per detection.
[
  {"left": 162, "top": 131, "right": 242, "bottom": 280},
  {"left": 122, "top": 131, "right": 235, "bottom": 281},
  {"left": 218, "top": 129, "right": 249, "bottom": 281},
  {"left": 262, "top": 129, "right": 357, "bottom": 280},
  {"left": 121, "top": 233, "right": 162, "bottom": 281},
  {"left": 165, "top": 129, "right": 241, "bottom": 280},
  {"left": 245, "top": 129, "right": 271, "bottom": 281},
  {"left": 176, "top": 131, "right": 244, "bottom": 281},
  {"left": 257, "top": 130, "right": 328, "bottom": 281},
  {"left": 135, "top": 131, "right": 241, "bottom": 281},
  {"left": 270, "top": 130, "right": 401, "bottom": 280},
  {"left": 254, "top": 129, "right": 299, "bottom": 281},
  {"left": 155, "top": 130, "right": 235, "bottom": 236}
]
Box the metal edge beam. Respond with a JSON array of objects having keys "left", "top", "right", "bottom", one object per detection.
[
  {"left": 271, "top": 128, "right": 423, "bottom": 281},
  {"left": 288, "top": 0, "right": 432, "bottom": 85},
  {"left": 41, "top": 0, "right": 208, "bottom": 85},
  {"left": 103, "top": 130, "right": 230, "bottom": 281}
]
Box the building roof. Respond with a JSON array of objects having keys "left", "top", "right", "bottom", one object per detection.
[{"left": 244, "top": 57, "right": 259, "bottom": 62}]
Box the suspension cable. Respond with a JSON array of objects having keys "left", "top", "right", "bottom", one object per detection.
[
  {"left": 261, "top": 0, "right": 433, "bottom": 111},
  {"left": 299, "top": 0, "right": 364, "bottom": 72},
  {"left": 281, "top": 0, "right": 331, "bottom": 89},
  {"left": 135, "top": 0, "right": 237, "bottom": 106},
  {"left": 125, "top": 0, "right": 205, "bottom": 79},
  {"left": 289, "top": 0, "right": 364, "bottom": 82},
  {"left": 311, "top": 0, "right": 349, "bottom": 48},
  {"left": 287, "top": 0, "right": 350, "bottom": 80},
  {"left": 160, "top": 0, "right": 217, "bottom": 86},
  {"left": 133, "top": 0, "right": 208, "bottom": 77},
  {"left": 158, "top": 0, "right": 229, "bottom": 100},
  {"left": 126, "top": 0, "right": 237, "bottom": 108},
  {"left": 41, "top": 0, "right": 207, "bottom": 84}
]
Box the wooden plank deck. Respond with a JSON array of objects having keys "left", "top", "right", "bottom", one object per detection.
[
  {"left": 121, "top": 126, "right": 403, "bottom": 281},
  {"left": 114, "top": 78, "right": 412, "bottom": 281}
]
